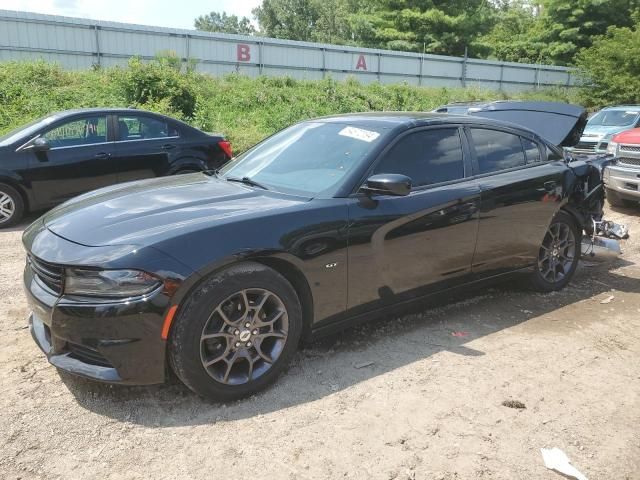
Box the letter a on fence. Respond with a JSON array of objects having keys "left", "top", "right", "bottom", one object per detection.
[
  {"left": 237, "top": 44, "right": 251, "bottom": 62},
  {"left": 356, "top": 55, "right": 367, "bottom": 70}
]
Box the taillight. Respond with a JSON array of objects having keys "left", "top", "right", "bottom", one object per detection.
[{"left": 217, "top": 140, "right": 233, "bottom": 159}]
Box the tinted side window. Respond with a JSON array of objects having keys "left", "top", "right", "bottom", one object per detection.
[
  {"left": 373, "top": 128, "right": 464, "bottom": 187},
  {"left": 471, "top": 128, "right": 526, "bottom": 174},
  {"left": 522, "top": 138, "right": 541, "bottom": 163},
  {"left": 43, "top": 116, "right": 107, "bottom": 148},
  {"left": 117, "top": 116, "right": 178, "bottom": 141}
]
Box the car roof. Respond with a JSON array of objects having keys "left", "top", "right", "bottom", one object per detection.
[
  {"left": 48, "top": 108, "right": 165, "bottom": 120},
  {"left": 308, "top": 111, "right": 542, "bottom": 137}
]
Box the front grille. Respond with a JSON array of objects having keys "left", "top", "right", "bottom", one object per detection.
[
  {"left": 618, "top": 157, "right": 640, "bottom": 167},
  {"left": 574, "top": 141, "right": 597, "bottom": 151},
  {"left": 620, "top": 145, "right": 640, "bottom": 153},
  {"left": 67, "top": 342, "right": 112, "bottom": 368},
  {"left": 28, "top": 255, "right": 64, "bottom": 294}
]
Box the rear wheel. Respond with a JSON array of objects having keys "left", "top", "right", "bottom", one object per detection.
[
  {"left": 530, "top": 211, "right": 580, "bottom": 292},
  {"left": 0, "top": 183, "right": 24, "bottom": 228},
  {"left": 169, "top": 262, "right": 302, "bottom": 401}
]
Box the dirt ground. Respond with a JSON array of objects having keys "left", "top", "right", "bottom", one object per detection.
[{"left": 1, "top": 204, "right": 639, "bottom": 480}]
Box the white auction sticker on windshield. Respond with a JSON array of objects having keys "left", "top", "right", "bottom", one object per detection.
[{"left": 339, "top": 126, "right": 380, "bottom": 143}]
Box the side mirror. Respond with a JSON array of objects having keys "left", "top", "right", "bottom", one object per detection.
[
  {"left": 32, "top": 137, "right": 50, "bottom": 152},
  {"left": 360, "top": 174, "right": 412, "bottom": 197}
]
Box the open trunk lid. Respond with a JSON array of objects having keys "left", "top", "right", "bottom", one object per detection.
[{"left": 468, "top": 101, "right": 587, "bottom": 148}]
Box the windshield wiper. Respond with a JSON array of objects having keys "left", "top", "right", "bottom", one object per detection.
[{"left": 225, "top": 176, "right": 270, "bottom": 190}]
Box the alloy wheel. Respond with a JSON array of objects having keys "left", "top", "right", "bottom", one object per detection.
[
  {"left": 0, "top": 192, "right": 15, "bottom": 224},
  {"left": 200, "top": 288, "right": 289, "bottom": 385},
  {"left": 538, "top": 221, "right": 577, "bottom": 284}
]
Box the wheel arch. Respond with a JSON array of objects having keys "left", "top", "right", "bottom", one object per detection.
[
  {"left": 559, "top": 204, "right": 586, "bottom": 236},
  {"left": 167, "top": 254, "right": 315, "bottom": 344},
  {"left": 168, "top": 158, "right": 207, "bottom": 175},
  {"left": 250, "top": 256, "right": 315, "bottom": 342},
  {"left": 0, "top": 175, "right": 30, "bottom": 212}
]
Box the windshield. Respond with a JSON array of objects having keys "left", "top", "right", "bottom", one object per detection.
[
  {"left": 0, "top": 115, "right": 57, "bottom": 147},
  {"left": 587, "top": 110, "right": 639, "bottom": 127},
  {"left": 219, "top": 122, "right": 386, "bottom": 196}
]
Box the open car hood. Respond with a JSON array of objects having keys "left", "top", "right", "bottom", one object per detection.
[{"left": 468, "top": 101, "right": 587, "bottom": 148}]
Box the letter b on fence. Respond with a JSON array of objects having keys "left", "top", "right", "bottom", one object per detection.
[{"left": 237, "top": 44, "right": 251, "bottom": 62}]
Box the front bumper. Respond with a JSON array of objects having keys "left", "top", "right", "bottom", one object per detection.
[
  {"left": 604, "top": 164, "right": 640, "bottom": 200},
  {"left": 25, "top": 264, "right": 169, "bottom": 385}
]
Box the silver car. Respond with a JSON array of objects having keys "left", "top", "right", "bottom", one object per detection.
[{"left": 570, "top": 106, "right": 640, "bottom": 155}]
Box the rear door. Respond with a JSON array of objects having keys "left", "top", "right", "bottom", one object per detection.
[
  {"left": 467, "top": 127, "right": 566, "bottom": 277},
  {"left": 111, "top": 114, "right": 181, "bottom": 182},
  {"left": 347, "top": 126, "right": 481, "bottom": 312},
  {"left": 26, "top": 114, "right": 116, "bottom": 206}
]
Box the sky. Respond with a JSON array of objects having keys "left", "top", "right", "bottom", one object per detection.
[{"left": 3, "top": 0, "right": 262, "bottom": 29}]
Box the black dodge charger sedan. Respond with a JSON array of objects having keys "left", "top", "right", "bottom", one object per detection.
[
  {"left": 0, "top": 108, "right": 232, "bottom": 227},
  {"left": 24, "top": 103, "right": 602, "bottom": 400}
]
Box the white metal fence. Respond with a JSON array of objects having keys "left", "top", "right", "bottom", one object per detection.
[{"left": 0, "top": 9, "right": 575, "bottom": 92}]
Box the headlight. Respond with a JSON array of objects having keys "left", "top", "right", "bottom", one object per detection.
[
  {"left": 65, "top": 268, "right": 161, "bottom": 298},
  {"left": 606, "top": 141, "right": 619, "bottom": 155}
]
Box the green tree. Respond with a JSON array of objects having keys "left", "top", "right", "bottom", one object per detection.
[
  {"left": 195, "top": 11, "right": 256, "bottom": 35},
  {"left": 575, "top": 16, "right": 640, "bottom": 106},
  {"left": 353, "top": 0, "right": 498, "bottom": 56},
  {"left": 252, "top": 0, "right": 319, "bottom": 41},
  {"left": 481, "top": 0, "right": 640, "bottom": 65},
  {"left": 478, "top": 2, "right": 548, "bottom": 63},
  {"left": 539, "top": 0, "right": 639, "bottom": 65}
]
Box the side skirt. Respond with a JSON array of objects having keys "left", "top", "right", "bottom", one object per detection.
[{"left": 308, "top": 265, "right": 535, "bottom": 340}]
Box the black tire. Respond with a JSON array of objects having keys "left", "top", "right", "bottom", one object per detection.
[
  {"left": 606, "top": 188, "right": 630, "bottom": 208},
  {"left": 530, "top": 210, "right": 581, "bottom": 292},
  {"left": 0, "top": 183, "right": 25, "bottom": 228},
  {"left": 169, "top": 262, "right": 303, "bottom": 401},
  {"left": 174, "top": 169, "right": 199, "bottom": 175}
]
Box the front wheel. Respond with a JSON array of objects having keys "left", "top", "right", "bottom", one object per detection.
[
  {"left": 530, "top": 211, "right": 581, "bottom": 292},
  {"left": 169, "top": 262, "right": 302, "bottom": 401}
]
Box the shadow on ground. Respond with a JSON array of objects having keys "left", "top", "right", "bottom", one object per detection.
[{"left": 59, "top": 258, "right": 638, "bottom": 427}]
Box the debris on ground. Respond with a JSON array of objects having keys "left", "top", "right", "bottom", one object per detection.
[
  {"left": 501, "top": 400, "right": 526, "bottom": 409},
  {"left": 354, "top": 361, "right": 375, "bottom": 369},
  {"left": 600, "top": 295, "right": 615, "bottom": 304},
  {"left": 451, "top": 331, "right": 469, "bottom": 337},
  {"left": 541, "top": 447, "right": 588, "bottom": 480}
]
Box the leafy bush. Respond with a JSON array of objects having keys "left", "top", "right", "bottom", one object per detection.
[
  {"left": 121, "top": 57, "right": 197, "bottom": 118},
  {"left": 575, "top": 18, "right": 640, "bottom": 108},
  {"left": 0, "top": 60, "right": 576, "bottom": 152}
]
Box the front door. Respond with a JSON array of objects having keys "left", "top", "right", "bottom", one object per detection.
[
  {"left": 27, "top": 114, "right": 116, "bottom": 206},
  {"left": 347, "top": 127, "right": 480, "bottom": 314}
]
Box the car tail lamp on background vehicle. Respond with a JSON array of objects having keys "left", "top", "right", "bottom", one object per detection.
[
  {"left": 65, "top": 268, "right": 161, "bottom": 298},
  {"left": 218, "top": 140, "right": 233, "bottom": 159}
]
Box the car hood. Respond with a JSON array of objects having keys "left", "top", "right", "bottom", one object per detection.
[
  {"left": 468, "top": 101, "right": 587, "bottom": 147},
  {"left": 581, "top": 124, "right": 630, "bottom": 140},
  {"left": 43, "top": 174, "right": 308, "bottom": 247},
  {"left": 611, "top": 128, "right": 640, "bottom": 144}
]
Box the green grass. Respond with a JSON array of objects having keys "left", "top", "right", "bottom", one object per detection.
[{"left": 0, "top": 59, "right": 580, "bottom": 152}]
